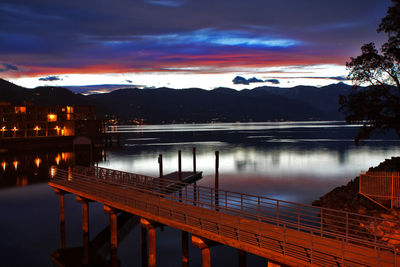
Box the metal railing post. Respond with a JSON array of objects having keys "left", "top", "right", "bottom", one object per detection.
[
  {"left": 345, "top": 213, "right": 349, "bottom": 242},
  {"left": 320, "top": 208, "right": 323, "bottom": 237},
  {"left": 277, "top": 200, "right": 280, "bottom": 226},
  {"left": 391, "top": 172, "right": 394, "bottom": 209},
  {"left": 225, "top": 191, "right": 228, "bottom": 209},
  {"left": 297, "top": 205, "right": 300, "bottom": 231},
  {"left": 241, "top": 194, "right": 243, "bottom": 215},
  {"left": 283, "top": 223, "right": 286, "bottom": 256}
]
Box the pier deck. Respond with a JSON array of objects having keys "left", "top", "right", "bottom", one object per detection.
[{"left": 49, "top": 166, "right": 400, "bottom": 267}]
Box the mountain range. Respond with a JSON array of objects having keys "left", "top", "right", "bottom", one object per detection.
[{"left": 0, "top": 78, "right": 352, "bottom": 123}]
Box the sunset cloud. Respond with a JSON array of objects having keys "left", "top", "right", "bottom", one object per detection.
[
  {"left": 0, "top": 0, "right": 391, "bottom": 88},
  {"left": 0, "top": 63, "right": 18, "bottom": 73},
  {"left": 38, "top": 75, "right": 63, "bottom": 81}
]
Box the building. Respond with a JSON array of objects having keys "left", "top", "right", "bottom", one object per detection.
[{"left": 0, "top": 102, "right": 101, "bottom": 139}]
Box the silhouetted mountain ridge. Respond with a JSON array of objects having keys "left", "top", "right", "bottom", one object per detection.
[{"left": 0, "top": 78, "right": 352, "bottom": 123}]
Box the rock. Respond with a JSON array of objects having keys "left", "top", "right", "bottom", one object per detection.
[{"left": 313, "top": 157, "right": 400, "bottom": 250}]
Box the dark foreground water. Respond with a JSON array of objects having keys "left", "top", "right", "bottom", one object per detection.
[{"left": 1, "top": 121, "right": 399, "bottom": 266}]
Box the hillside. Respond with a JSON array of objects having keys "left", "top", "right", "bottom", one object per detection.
[
  {"left": 0, "top": 78, "right": 96, "bottom": 106},
  {"left": 0, "top": 78, "right": 351, "bottom": 123},
  {"left": 88, "top": 87, "right": 328, "bottom": 123}
]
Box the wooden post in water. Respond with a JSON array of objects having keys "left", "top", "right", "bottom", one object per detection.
[
  {"left": 158, "top": 154, "right": 163, "bottom": 178},
  {"left": 193, "top": 147, "right": 196, "bottom": 173},
  {"left": 215, "top": 151, "right": 219, "bottom": 210},
  {"left": 178, "top": 150, "right": 182, "bottom": 181}
]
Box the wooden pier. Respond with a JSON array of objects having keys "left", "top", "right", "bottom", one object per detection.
[{"left": 49, "top": 165, "right": 400, "bottom": 267}]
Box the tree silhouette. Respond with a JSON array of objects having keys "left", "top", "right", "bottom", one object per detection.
[{"left": 339, "top": 0, "right": 400, "bottom": 143}]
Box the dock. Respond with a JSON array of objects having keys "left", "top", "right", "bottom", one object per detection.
[{"left": 49, "top": 165, "right": 400, "bottom": 267}]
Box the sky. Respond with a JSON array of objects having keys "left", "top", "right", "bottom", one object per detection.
[{"left": 0, "top": 0, "right": 392, "bottom": 91}]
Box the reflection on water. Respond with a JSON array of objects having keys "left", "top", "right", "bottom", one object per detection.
[
  {"left": 0, "top": 149, "right": 105, "bottom": 189},
  {"left": 101, "top": 121, "right": 400, "bottom": 203},
  {"left": 1, "top": 121, "right": 400, "bottom": 266}
]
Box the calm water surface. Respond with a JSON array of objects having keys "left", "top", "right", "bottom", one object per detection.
[{"left": 1, "top": 121, "right": 399, "bottom": 266}]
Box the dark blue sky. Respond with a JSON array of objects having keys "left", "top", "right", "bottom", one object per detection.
[{"left": 0, "top": 0, "right": 392, "bottom": 89}]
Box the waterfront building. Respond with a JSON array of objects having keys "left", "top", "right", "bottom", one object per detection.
[{"left": 0, "top": 102, "right": 100, "bottom": 138}]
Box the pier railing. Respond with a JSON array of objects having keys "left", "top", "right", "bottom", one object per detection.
[{"left": 50, "top": 166, "right": 399, "bottom": 266}]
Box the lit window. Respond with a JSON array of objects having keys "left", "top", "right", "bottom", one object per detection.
[
  {"left": 47, "top": 114, "right": 57, "bottom": 122},
  {"left": 14, "top": 106, "right": 26, "bottom": 114}
]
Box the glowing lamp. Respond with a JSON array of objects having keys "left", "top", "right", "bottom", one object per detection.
[
  {"left": 1, "top": 161, "right": 6, "bottom": 171},
  {"left": 55, "top": 126, "right": 61, "bottom": 136}
]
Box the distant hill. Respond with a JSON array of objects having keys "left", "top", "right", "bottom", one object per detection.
[
  {"left": 64, "top": 84, "right": 140, "bottom": 94},
  {"left": 0, "top": 78, "right": 94, "bottom": 106},
  {"left": 0, "top": 78, "right": 353, "bottom": 123}
]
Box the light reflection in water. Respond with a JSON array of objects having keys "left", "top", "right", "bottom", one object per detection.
[
  {"left": 35, "top": 157, "right": 41, "bottom": 168},
  {"left": 99, "top": 121, "right": 400, "bottom": 203},
  {"left": 55, "top": 155, "right": 61, "bottom": 165},
  {"left": 1, "top": 161, "right": 6, "bottom": 171},
  {"left": 13, "top": 160, "right": 18, "bottom": 171},
  {"left": 50, "top": 166, "right": 56, "bottom": 178}
]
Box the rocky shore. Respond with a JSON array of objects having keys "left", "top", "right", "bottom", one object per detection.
[{"left": 312, "top": 157, "right": 400, "bottom": 250}]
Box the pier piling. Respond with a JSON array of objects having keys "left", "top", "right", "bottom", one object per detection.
[
  {"left": 192, "top": 236, "right": 219, "bottom": 267},
  {"left": 182, "top": 231, "right": 189, "bottom": 267},
  {"left": 76, "top": 196, "right": 90, "bottom": 265},
  {"left": 141, "top": 223, "right": 148, "bottom": 267},
  {"left": 104, "top": 205, "right": 119, "bottom": 267},
  {"left": 238, "top": 249, "right": 247, "bottom": 267},
  {"left": 141, "top": 218, "right": 161, "bottom": 267},
  {"left": 53, "top": 189, "right": 67, "bottom": 249},
  {"left": 158, "top": 154, "right": 163, "bottom": 178}
]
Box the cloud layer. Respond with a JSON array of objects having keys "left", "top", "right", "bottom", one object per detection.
[{"left": 0, "top": 0, "right": 391, "bottom": 84}]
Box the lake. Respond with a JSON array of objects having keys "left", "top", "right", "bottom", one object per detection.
[{"left": 1, "top": 121, "right": 399, "bottom": 266}]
